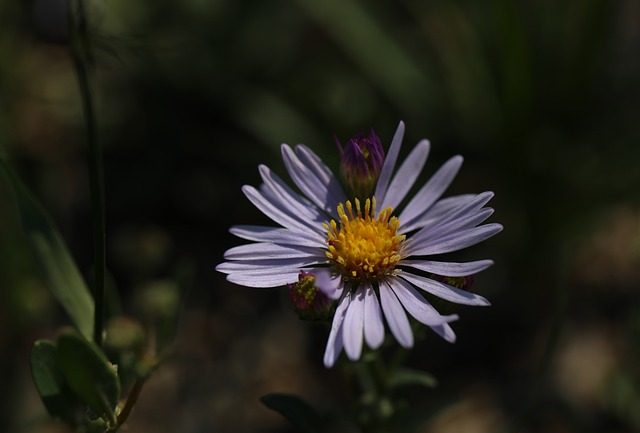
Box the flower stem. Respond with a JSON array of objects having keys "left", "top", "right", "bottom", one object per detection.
[
  {"left": 111, "top": 378, "right": 146, "bottom": 431},
  {"left": 68, "top": 0, "right": 106, "bottom": 346},
  {"left": 346, "top": 352, "right": 395, "bottom": 433}
]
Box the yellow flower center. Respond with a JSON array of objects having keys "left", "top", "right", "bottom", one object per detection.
[{"left": 325, "top": 197, "right": 405, "bottom": 280}]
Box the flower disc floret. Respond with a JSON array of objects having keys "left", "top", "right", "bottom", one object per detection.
[{"left": 325, "top": 197, "right": 405, "bottom": 280}]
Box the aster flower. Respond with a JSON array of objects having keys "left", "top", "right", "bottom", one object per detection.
[{"left": 216, "top": 121, "right": 502, "bottom": 368}]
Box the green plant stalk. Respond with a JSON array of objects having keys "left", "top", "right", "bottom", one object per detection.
[
  {"left": 68, "top": 0, "right": 106, "bottom": 346},
  {"left": 348, "top": 352, "right": 395, "bottom": 433}
]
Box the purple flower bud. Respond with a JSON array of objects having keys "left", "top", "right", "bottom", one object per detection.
[
  {"left": 336, "top": 129, "right": 385, "bottom": 199},
  {"left": 288, "top": 271, "right": 335, "bottom": 321}
]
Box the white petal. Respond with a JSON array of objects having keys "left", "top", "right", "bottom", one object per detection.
[
  {"left": 400, "top": 194, "right": 475, "bottom": 233},
  {"left": 313, "top": 269, "right": 344, "bottom": 300},
  {"left": 405, "top": 207, "right": 494, "bottom": 250},
  {"left": 295, "top": 145, "right": 347, "bottom": 208},
  {"left": 420, "top": 191, "right": 494, "bottom": 231},
  {"left": 281, "top": 145, "right": 341, "bottom": 218},
  {"left": 389, "top": 278, "right": 458, "bottom": 327},
  {"left": 216, "top": 257, "right": 324, "bottom": 273},
  {"left": 324, "top": 292, "right": 350, "bottom": 368},
  {"left": 380, "top": 139, "right": 430, "bottom": 210},
  {"left": 403, "top": 207, "right": 495, "bottom": 256},
  {"left": 258, "top": 165, "right": 326, "bottom": 230},
  {"left": 226, "top": 271, "right": 299, "bottom": 288},
  {"left": 243, "top": 185, "right": 319, "bottom": 234},
  {"left": 400, "top": 259, "right": 494, "bottom": 276},
  {"left": 406, "top": 223, "right": 503, "bottom": 256},
  {"left": 424, "top": 194, "right": 476, "bottom": 218},
  {"left": 379, "top": 281, "right": 413, "bottom": 348},
  {"left": 217, "top": 263, "right": 300, "bottom": 276},
  {"left": 294, "top": 145, "right": 336, "bottom": 187},
  {"left": 398, "top": 155, "right": 463, "bottom": 226},
  {"left": 363, "top": 284, "right": 384, "bottom": 349},
  {"left": 343, "top": 286, "right": 366, "bottom": 361},
  {"left": 230, "top": 225, "right": 325, "bottom": 247},
  {"left": 402, "top": 191, "right": 495, "bottom": 252},
  {"left": 223, "top": 243, "right": 322, "bottom": 260},
  {"left": 399, "top": 272, "right": 490, "bottom": 306},
  {"left": 374, "top": 121, "right": 405, "bottom": 204},
  {"left": 430, "top": 322, "right": 457, "bottom": 343}
]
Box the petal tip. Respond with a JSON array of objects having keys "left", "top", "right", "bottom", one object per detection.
[{"left": 323, "top": 353, "right": 337, "bottom": 368}]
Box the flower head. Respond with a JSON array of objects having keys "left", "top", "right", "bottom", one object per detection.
[
  {"left": 337, "top": 129, "right": 385, "bottom": 199},
  {"left": 217, "top": 121, "right": 502, "bottom": 367}
]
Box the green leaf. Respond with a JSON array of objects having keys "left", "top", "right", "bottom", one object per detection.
[
  {"left": 0, "top": 155, "right": 94, "bottom": 339},
  {"left": 388, "top": 368, "right": 438, "bottom": 389},
  {"left": 30, "top": 339, "right": 82, "bottom": 424},
  {"left": 260, "top": 393, "right": 323, "bottom": 433},
  {"left": 56, "top": 328, "right": 121, "bottom": 425}
]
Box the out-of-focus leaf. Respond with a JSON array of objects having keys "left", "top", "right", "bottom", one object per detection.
[
  {"left": 104, "top": 316, "right": 146, "bottom": 385},
  {"left": 260, "top": 393, "right": 323, "bottom": 433},
  {"left": 104, "top": 317, "right": 145, "bottom": 353},
  {"left": 136, "top": 279, "right": 183, "bottom": 354},
  {"left": 388, "top": 368, "right": 438, "bottom": 389},
  {"left": 294, "top": 0, "right": 434, "bottom": 114},
  {"left": 0, "top": 155, "right": 94, "bottom": 339},
  {"left": 30, "top": 339, "right": 82, "bottom": 424},
  {"left": 56, "top": 328, "right": 121, "bottom": 425}
]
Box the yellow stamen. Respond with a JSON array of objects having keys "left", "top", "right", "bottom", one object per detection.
[{"left": 325, "top": 197, "right": 405, "bottom": 280}]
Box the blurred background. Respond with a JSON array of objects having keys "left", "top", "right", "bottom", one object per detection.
[{"left": 1, "top": 0, "right": 640, "bottom": 432}]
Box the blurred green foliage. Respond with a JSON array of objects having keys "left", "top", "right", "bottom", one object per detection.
[{"left": 1, "top": 0, "right": 639, "bottom": 432}]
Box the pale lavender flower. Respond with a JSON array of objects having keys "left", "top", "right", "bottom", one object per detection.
[{"left": 216, "top": 121, "right": 502, "bottom": 367}]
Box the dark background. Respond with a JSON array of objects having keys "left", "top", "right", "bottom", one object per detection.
[{"left": 1, "top": 0, "right": 640, "bottom": 432}]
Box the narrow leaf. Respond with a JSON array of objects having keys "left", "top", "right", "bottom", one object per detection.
[
  {"left": 0, "top": 156, "right": 94, "bottom": 338},
  {"left": 56, "top": 328, "right": 121, "bottom": 425},
  {"left": 260, "top": 393, "right": 322, "bottom": 433}
]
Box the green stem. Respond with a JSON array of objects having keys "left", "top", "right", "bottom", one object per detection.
[
  {"left": 68, "top": 0, "right": 106, "bottom": 346},
  {"left": 348, "top": 352, "right": 394, "bottom": 433}
]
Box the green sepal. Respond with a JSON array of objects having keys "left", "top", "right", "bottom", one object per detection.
[
  {"left": 30, "top": 339, "right": 83, "bottom": 424},
  {"left": 56, "top": 328, "right": 121, "bottom": 426},
  {"left": 260, "top": 393, "right": 323, "bottom": 433},
  {"left": 0, "top": 155, "right": 94, "bottom": 339},
  {"left": 388, "top": 367, "right": 438, "bottom": 389}
]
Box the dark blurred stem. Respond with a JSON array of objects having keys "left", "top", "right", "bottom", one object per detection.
[
  {"left": 68, "top": 0, "right": 106, "bottom": 346},
  {"left": 502, "top": 245, "right": 569, "bottom": 433},
  {"left": 538, "top": 245, "right": 569, "bottom": 376},
  {"left": 112, "top": 378, "right": 145, "bottom": 431}
]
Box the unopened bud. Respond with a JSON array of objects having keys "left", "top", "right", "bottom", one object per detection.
[
  {"left": 289, "top": 271, "right": 335, "bottom": 321},
  {"left": 336, "top": 129, "right": 385, "bottom": 199}
]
